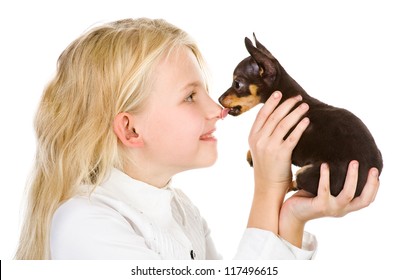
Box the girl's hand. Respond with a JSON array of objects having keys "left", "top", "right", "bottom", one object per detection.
[
  {"left": 248, "top": 91, "right": 310, "bottom": 193},
  {"left": 247, "top": 91, "right": 310, "bottom": 233},
  {"left": 279, "top": 161, "right": 380, "bottom": 247}
]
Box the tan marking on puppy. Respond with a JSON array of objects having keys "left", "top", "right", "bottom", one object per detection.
[
  {"left": 249, "top": 84, "right": 258, "bottom": 96},
  {"left": 295, "top": 164, "right": 314, "bottom": 177},
  {"left": 259, "top": 67, "right": 264, "bottom": 77},
  {"left": 290, "top": 181, "right": 298, "bottom": 192},
  {"left": 218, "top": 93, "right": 237, "bottom": 108},
  {"left": 291, "top": 164, "right": 314, "bottom": 192},
  {"left": 246, "top": 150, "right": 253, "bottom": 166},
  {"left": 237, "top": 95, "right": 261, "bottom": 113},
  {"left": 221, "top": 92, "right": 261, "bottom": 114}
]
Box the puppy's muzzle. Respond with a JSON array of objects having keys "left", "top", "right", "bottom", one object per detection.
[{"left": 218, "top": 89, "right": 260, "bottom": 116}]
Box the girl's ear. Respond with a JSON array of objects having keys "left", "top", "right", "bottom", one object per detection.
[{"left": 113, "top": 112, "right": 144, "bottom": 148}]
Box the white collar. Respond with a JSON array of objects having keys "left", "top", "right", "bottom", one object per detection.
[{"left": 97, "top": 168, "right": 186, "bottom": 226}]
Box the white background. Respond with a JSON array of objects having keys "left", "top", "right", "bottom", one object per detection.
[{"left": 1, "top": 0, "right": 406, "bottom": 271}]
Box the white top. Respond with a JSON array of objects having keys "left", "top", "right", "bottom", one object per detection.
[{"left": 50, "top": 168, "right": 317, "bottom": 260}]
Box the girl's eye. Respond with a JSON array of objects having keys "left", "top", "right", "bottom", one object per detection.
[{"left": 185, "top": 93, "right": 196, "bottom": 102}]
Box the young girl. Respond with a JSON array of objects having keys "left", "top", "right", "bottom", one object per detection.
[{"left": 15, "top": 18, "right": 379, "bottom": 260}]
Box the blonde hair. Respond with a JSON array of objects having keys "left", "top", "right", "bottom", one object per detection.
[{"left": 15, "top": 18, "right": 207, "bottom": 259}]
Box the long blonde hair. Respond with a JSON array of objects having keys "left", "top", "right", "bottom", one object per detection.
[{"left": 15, "top": 18, "right": 207, "bottom": 259}]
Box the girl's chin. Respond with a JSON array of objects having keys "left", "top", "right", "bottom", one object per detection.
[{"left": 192, "top": 152, "right": 218, "bottom": 169}]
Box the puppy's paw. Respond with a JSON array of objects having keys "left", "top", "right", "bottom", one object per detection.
[{"left": 289, "top": 180, "right": 299, "bottom": 192}]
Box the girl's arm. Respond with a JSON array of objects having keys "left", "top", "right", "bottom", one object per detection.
[{"left": 246, "top": 91, "right": 310, "bottom": 234}]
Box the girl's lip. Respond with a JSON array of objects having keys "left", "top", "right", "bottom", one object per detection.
[{"left": 199, "top": 129, "right": 217, "bottom": 141}]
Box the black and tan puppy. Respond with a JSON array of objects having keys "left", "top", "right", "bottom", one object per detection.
[{"left": 219, "top": 35, "right": 383, "bottom": 196}]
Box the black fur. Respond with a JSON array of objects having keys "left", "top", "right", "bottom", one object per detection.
[{"left": 219, "top": 35, "right": 383, "bottom": 196}]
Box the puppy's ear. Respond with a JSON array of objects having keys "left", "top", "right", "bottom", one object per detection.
[
  {"left": 245, "top": 37, "right": 276, "bottom": 78},
  {"left": 253, "top": 33, "right": 274, "bottom": 59}
]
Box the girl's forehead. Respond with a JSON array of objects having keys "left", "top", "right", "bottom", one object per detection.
[
  {"left": 154, "top": 46, "right": 204, "bottom": 86},
  {"left": 160, "top": 45, "right": 197, "bottom": 68},
  {"left": 142, "top": 47, "right": 204, "bottom": 105}
]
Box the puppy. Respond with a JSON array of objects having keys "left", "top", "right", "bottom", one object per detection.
[{"left": 218, "top": 35, "right": 383, "bottom": 196}]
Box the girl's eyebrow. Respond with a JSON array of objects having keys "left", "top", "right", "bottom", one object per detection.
[{"left": 180, "top": 81, "right": 203, "bottom": 92}]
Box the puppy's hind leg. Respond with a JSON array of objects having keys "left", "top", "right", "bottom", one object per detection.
[
  {"left": 295, "top": 162, "right": 350, "bottom": 197},
  {"left": 294, "top": 163, "right": 322, "bottom": 196},
  {"left": 291, "top": 164, "right": 313, "bottom": 192}
]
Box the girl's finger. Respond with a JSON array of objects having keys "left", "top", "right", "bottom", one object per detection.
[
  {"left": 336, "top": 161, "right": 359, "bottom": 206},
  {"left": 258, "top": 95, "right": 304, "bottom": 138},
  {"left": 347, "top": 167, "right": 380, "bottom": 212},
  {"left": 317, "top": 163, "right": 331, "bottom": 199},
  {"left": 273, "top": 101, "right": 309, "bottom": 143},
  {"left": 250, "top": 91, "right": 282, "bottom": 134},
  {"left": 282, "top": 116, "right": 310, "bottom": 149}
]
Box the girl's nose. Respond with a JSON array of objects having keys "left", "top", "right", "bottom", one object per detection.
[
  {"left": 203, "top": 94, "right": 229, "bottom": 120},
  {"left": 203, "top": 95, "right": 221, "bottom": 119}
]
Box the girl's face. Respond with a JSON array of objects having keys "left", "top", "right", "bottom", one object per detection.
[{"left": 134, "top": 46, "right": 222, "bottom": 180}]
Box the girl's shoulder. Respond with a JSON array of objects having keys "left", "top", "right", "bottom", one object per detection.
[{"left": 51, "top": 193, "right": 130, "bottom": 232}]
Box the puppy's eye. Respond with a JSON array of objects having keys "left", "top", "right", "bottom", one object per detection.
[{"left": 234, "top": 80, "right": 241, "bottom": 89}]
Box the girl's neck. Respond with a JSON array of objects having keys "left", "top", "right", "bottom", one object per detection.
[{"left": 123, "top": 165, "right": 173, "bottom": 189}]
